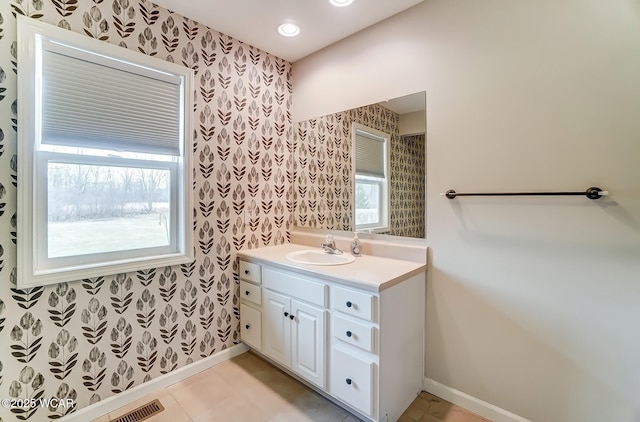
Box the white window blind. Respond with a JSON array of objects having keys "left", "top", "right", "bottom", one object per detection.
[
  {"left": 41, "top": 43, "right": 182, "bottom": 156},
  {"left": 355, "top": 129, "right": 386, "bottom": 178}
]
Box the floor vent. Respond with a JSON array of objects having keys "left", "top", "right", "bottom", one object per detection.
[{"left": 111, "top": 399, "right": 164, "bottom": 422}]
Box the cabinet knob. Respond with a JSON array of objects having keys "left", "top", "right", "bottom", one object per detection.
[
  {"left": 284, "top": 311, "right": 289, "bottom": 317},
  {"left": 345, "top": 378, "right": 352, "bottom": 385},
  {"left": 346, "top": 301, "right": 353, "bottom": 308},
  {"left": 245, "top": 290, "right": 250, "bottom": 296},
  {"left": 289, "top": 314, "right": 295, "bottom": 320},
  {"left": 244, "top": 269, "right": 249, "bottom": 275},
  {"left": 245, "top": 324, "right": 250, "bottom": 329},
  {"left": 346, "top": 330, "right": 352, "bottom": 338}
]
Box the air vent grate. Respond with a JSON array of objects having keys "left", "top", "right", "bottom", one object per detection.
[{"left": 111, "top": 398, "right": 164, "bottom": 422}]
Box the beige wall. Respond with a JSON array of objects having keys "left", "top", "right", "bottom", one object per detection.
[
  {"left": 399, "top": 111, "right": 426, "bottom": 136},
  {"left": 293, "top": 0, "right": 640, "bottom": 421}
]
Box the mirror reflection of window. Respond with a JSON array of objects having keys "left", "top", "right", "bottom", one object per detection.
[{"left": 353, "top": 124, "right": 389, "bottom": 232}]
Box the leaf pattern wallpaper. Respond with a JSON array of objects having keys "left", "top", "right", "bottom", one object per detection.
[
  {"left": 294, "top": 104, "right": 425, "bottom": 238},
  {"left": 0, "top": 0, "right": 292, "bottom": 420}
]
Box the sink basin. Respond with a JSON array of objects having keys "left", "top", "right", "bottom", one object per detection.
[{"left": 285, "top": 249, "right": 355, "bottom": 266}]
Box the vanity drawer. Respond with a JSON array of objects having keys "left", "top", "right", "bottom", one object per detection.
[
  {"left": 332, "top": 314, "right": 376, "bottom": 354},
  {"left": 240, "top": 280, "right": 261, "bottom": 306},
  {"left": 263, "top": 268, "right": 328, "bottom": 307},
  {"left": 332, "top": 286, "right": 377, "bottom": 322},
  {"left": 240, "top": 303, "right": 261, "bottom": 350},
  {"left": 330, "top": 347, "right": 375, "bottom": 417},
  {"left": 239, "top": 260, "right": 261, "bottom": 284}
]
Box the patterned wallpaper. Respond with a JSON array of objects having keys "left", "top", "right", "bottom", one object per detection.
[
  {"left": 294, "top": 104, "right": 425, "bottom": 238},
  {"left": 0, "top": 1, "right": 291, "bottom": 420},
  {"left": 391, "top": 133, "right": 425, "bottom": 238}
]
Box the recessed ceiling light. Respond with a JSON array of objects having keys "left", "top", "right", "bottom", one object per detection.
[
  {"left": 277, "top": 23, "right": 300, "bottom": 37},
  {"left": 329, "top": 0, "right": 354, "bottom": 7}
]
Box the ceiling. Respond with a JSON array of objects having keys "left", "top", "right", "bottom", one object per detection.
[
  {"left": 380, "top": 92, "right": 426, "bottom": 114},
  {"left": 149, "top": 0, "right": 424, "bottom": 62}
]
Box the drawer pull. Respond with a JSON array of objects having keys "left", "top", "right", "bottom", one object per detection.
[
  {"left": 289, "top": 314, "right": 295, "bottom": 320},
  {"left": 284, "top": 311, "right": 289, "bottom": 317},
  {"left": 345, "top": 378, "right": 352, "bottom": 385},
  {"left": 346, "top": 330, "right": 352, "bottom": 338},
  {"left": 346, "top": 301, "right": 353, "bottom": 308},
  {"left": 244, "top": 269, "right": 250, "bottom": 275},
  {"left": 245, "top": 324, "right": 250, "bottom": 329},
  {"left": 245, "top": 290, "right": 250, "bottom": 296}
]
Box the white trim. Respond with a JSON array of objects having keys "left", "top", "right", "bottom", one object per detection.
[
  {"left": 423, "top": 377, "right": 531, "bottom": 422},
  {"left": 61, "top": 344, "right": 249, "bottom": 422},
  {"left": 352, "top": 122, "right": 390, "bottom": 233}
]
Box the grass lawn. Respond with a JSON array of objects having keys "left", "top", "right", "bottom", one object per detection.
[{"left": 48, "top": 213, "right": 169, "bottom": 258}]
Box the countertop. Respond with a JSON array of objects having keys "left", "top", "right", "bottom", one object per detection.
[{"left": 237, "top": 243, "right": 426, "bottom": 292}]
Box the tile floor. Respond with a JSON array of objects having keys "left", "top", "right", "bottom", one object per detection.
[{"left": 93, "top": 352, "right": 490, "bottom": 422}]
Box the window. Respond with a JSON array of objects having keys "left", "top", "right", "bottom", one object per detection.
[
  {"left": 17, "top": 16, "right": 193, "bottom": 288},
  {"left": 353, "top": 123, "right": 389, "bottom": 232}
]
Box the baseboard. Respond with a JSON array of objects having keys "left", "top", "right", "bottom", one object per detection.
[
  {"left": 423, "top": 377, "right": 531, "bottom": 422},
  {"left": 62, "top": 343, "right": 249, "bottom": 422}
]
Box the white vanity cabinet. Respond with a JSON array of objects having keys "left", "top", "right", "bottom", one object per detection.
[
  {"left": 261, "top": 267, "right": 328, "bottom": 389},
  {"left": 239, "top": 260, "right": 262, "bottom": 351},
  {"left": 330, "top": 285, "right": 379, "bottom": 417},
  {"left": 238, "top": 245, "right": 425, "bottom": 422},
  {"left": 263, "top": 289, "right": 327, "bottom": 388}
]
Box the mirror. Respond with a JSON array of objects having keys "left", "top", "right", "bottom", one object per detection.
[{"left": 293, "top": 91, "right": 426, "bottom": 238}]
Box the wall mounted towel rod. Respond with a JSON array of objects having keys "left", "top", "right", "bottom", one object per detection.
[{"left": 441, "top": 186, "right": 608, "bottom": 200}]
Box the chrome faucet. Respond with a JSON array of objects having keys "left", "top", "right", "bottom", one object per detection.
[{"left": 321, "top": 235, "right": 343, "bottom": 255}]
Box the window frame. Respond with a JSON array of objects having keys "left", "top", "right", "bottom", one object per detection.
[
  {"left": 352, "top": 123, "right": 390, "bottom": 233},
  {"left": 17, "top": 16, "right": 194, "bottom": 288}
]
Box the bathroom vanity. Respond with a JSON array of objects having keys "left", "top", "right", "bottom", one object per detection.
[{"left": 237, "top": 236, "right": 427, "bottom": 422}]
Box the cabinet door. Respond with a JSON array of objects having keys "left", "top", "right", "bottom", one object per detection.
[
  {"left": 240, "top": 303, "right": 261, "bottom": 350},
  {"left": 330, "top": 347, "right": 375, "bottom": 418},
  {"left": 262, "top": 289, "right": 291, "bottom": 367},
  {"left": 291, "top": 300, "right": 326, "bottom": 389}
]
